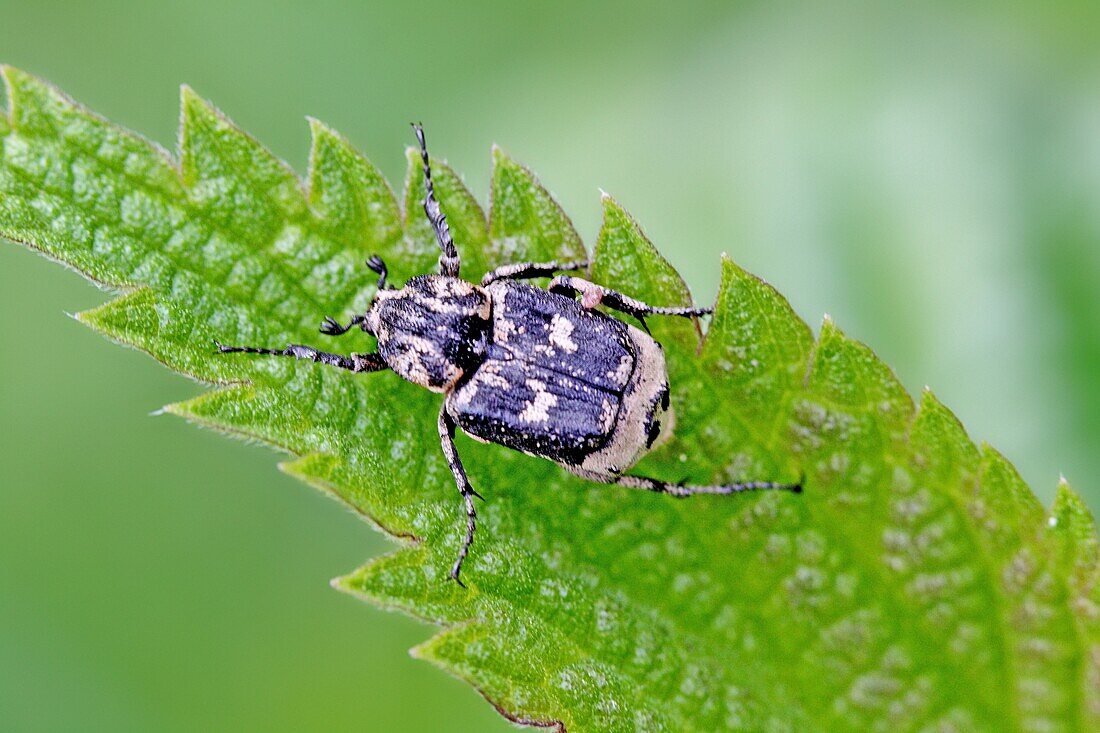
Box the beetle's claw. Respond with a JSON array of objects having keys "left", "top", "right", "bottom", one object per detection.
[{"left": 449, "top": 567, "right": 467, "bottom": 588}]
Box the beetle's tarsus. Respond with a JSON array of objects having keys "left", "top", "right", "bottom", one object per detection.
[
  {"left": 319, "top": 315, "right": 366, "bottom": 336},
  {"left": 450, "top": 565, "right": 467, "bottom": 588},
  {"left": 366, "top": 254, "right": 389, "bottom": 290}
]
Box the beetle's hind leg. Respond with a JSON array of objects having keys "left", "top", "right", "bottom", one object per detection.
[
  {"left": 571, "top": 466, "right": 802, "bottom": 497},
  {"left": 438, "top": 406, "right": 479, "bottom": 587},
  {"left": 480, "top": 259, "right": 589, "bottom": 287},
  {"left": 412, "top": 123, "right": 461, "bottom": 278},
  {"left": 549, "top": 275, "right": 712, "bottom": 319},
  {"left": 214, "top": 341, "right": 388, "bottom": 373}
]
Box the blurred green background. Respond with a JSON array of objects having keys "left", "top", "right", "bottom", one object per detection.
[{"left": 2, "top": 1, "right": 1098, "bottom": 730}]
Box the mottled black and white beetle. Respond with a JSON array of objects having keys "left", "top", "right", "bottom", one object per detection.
[{"left": 217, "top": 125, "right": 801, "bottom": 585}]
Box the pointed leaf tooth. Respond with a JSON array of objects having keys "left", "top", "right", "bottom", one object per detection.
[
  {"left": 977, "top": 443, "right": 1045, "bottom": 537},
  {"left": 488, "top": 144, "right": 585, "bottom": 266},
  {"left": 305, "top": 118, "right": 402, "bottom": 257},
  {"left": 279, "top": 451, "right": 419, "bottom": 540},
  {"left": 589, "top": 193, "right": 700, "bottom": 352},
  {"left": 590, "top": 192, "right": 692, "bottom": 308},
  {"left": 336, "top": 546, "right": 478, "bottom": 622},
  {"left": 791, "top": 317, "right": 912, "bottom": 500},
  {"left": 75, "top": 288, "right": 231, "bottom": 382},
  {"left": 179, "top": 85, "right": 307, "bottom": 226},
  {"left": 192, "top": 376, "right": 333, "bottom": 450},
  {"left": 0, "top": 68, "right": 182, "bottom": 288},
  {"left": 166, "top": 385, "right": 324, "bottom": 457},
  {"left": 702, "top": 255, "right": 813, "bottom": 420},
  {"left": 909, "top": 389, "right": 981, "bottom": 491},
  {"left": 972, "top": 446, "right": 1083, "bottom": 729},
  {"left": 808, "top": 317, "right": 912, "bottom": 420},
  {"left": 1051, "top": 478, "right": 1100, "bottom": 548},
  {"left": 402, "top": 145, "right": 490, "bottom": 280},
  {"left": 412, "top": 621, "right": 578, "bottom": 732},
  {"left": 3, "top": 65, "right": 61, "bottom": 134},
  {"left": 1049, "top": 478, "right": 1100, "bottom": 600},
  {"left": 1048, "top": 480, "right": 1100, "bottom": 730},
  {"left": 3, "top": 66, "right": 179, "bottom": 194},
  {"left": 280, "top": 452, "right": 353, "bottom": 503},
  {"left": 670, "top": 255, "right": 813, "bottom": 483}
]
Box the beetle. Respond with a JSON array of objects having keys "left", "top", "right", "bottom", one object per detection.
[{"left": 216, "top": 124, "right": 801, "bottom": 585}]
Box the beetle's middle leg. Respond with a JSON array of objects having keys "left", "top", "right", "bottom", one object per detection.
[
  {"left": 549, "top": 275, "right": 712, "bottom": 319},
  {"left": 570, "top": 466, "right": 802, "bottom": 497},
  {"left": 438, "top": 406, "right": 479, "bottom": 587},
  {"left": 480, "top": 259, "right": 589, "bottom": 287}
]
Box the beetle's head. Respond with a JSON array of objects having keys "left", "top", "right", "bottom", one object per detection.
[{"left": 364, "top": 274, "right": 491, "bottom": 392}]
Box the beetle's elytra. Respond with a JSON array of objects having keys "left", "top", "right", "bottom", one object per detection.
[{"left": 217, "top": 124, "right": 802, "bottom": 585}]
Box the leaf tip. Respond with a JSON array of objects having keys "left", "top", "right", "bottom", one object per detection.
[
  {"left": 819, "top": 313, "right": 839, "bottom": 338},
  {"left": 159, "top": 400, "right": 188, "bottom": 418},
  {"left": 178, "top": 83, "right": 199, "bottom": 108},
  {"left": 0, "top": 63, "right": 25, "bottom": 92},
  {"left": 1050, "top": 475, "right": 1098, "bottom": 538},
  {"left": 306, "top": 115, "right": 340, "bottom": 143},
  {"left": 329, "top": 573, "right": 353, "bottom": 592},
  {"left": 178, "top": 83, "right": 224, "bottom": 133},
  {"left": 718, "top": 251, "right": 748, "bottom": 278}
]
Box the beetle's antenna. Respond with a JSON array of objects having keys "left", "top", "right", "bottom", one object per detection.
[{"left": 411, "top": 123, "right": 461, "bottom": 278}]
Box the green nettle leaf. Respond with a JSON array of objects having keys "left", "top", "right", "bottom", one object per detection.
[{"left": 2, "top": 67, "right": 1098, "bottom": 732}]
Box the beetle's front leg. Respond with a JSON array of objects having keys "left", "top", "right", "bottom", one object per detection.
[
  {"left": 549, "top": 275, "right": 712, "bottom": 319},
  {"left": 437, "top": 405, "right": 479, "bottom": 587},
  {"left": 215, "top": 341, "right": 389, "bottom": 373}
]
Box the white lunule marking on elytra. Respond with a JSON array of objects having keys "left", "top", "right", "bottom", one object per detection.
[
  {"left": 520, "top": 379, "right": 558, "bottom": 423},
  {"left": 496, "top": 315, "right": 516, "bottom": 343},
  {"left": 477, "top": 362, "right": 510, "bottom": 389},
  {"left": 547, "top": 314, "right": 578, "bottom": 353},
  {"left": 609, "top": 354, "right": 633, "bottom": 383},
  {"left": 599, "top": 398, "right": 616, "bottom": 431}
]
